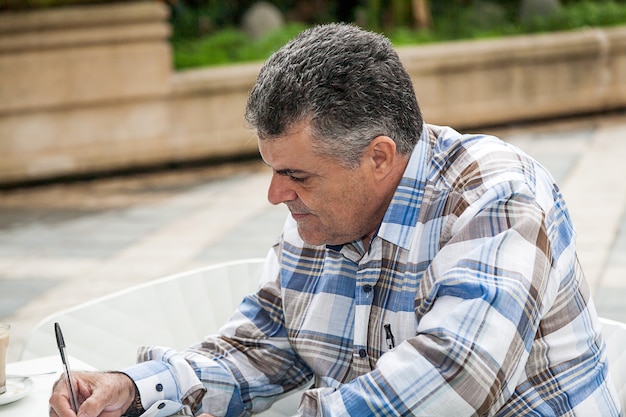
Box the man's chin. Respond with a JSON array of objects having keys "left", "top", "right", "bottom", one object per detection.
[
  {"left": 299, "top": 233, "right": 326, "bottom": 247},
  {"left": 296, "top": 225, "right": 327, "bottom": 247},
  {"left": 298, "top": 229, "right": 352, "bottom": 247}
]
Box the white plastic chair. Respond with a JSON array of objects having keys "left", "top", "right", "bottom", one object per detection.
[
  {"left": 21, "top": 258, "right": 302, "bottom": 416},
  {"left": 23, "top": 259, "right": 626, "bottom": 415},
  {"left": 600, "top": 317, "right": 626, "bottom": 413}
]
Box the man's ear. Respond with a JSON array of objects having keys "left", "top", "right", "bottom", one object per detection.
[{"left": 368, "top": 136, "right": 397, "bottom": 178}]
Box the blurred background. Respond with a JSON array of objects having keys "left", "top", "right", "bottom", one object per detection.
[
  {"left": 1, "top": 0, "right": 626, "bottom": 361},
  {"left": 4, "top": 0, "right": 626, "bottom": 68}
]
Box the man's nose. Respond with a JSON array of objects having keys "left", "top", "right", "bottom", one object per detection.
[{"left": 267, "top": 173, "right": 297, "bottom": 205}]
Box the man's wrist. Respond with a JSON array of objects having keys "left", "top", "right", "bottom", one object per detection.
[
  {"left": 113, "top": 372, "right": 145, "bottom": 417},
  {"left": 122, "top": 390, "right": 144, "bottom": 417}
]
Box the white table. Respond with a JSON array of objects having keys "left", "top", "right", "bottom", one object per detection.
[
  {"left": 0, "top": 356, "right": 296, "bottom": 416},
  {"left": 0, "top": 356, "right": 95, "bottom": 417}
]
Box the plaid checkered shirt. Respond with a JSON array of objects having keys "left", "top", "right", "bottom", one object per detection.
[{"left": 124, "top": 124, "right": 622, "bottom": 417}]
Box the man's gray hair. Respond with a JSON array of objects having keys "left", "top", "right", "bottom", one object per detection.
[{"left": 245, "top": 23, "right": 423, "bottom": 168}]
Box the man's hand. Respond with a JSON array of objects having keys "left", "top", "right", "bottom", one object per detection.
[{"left": 49, "top": 371, "right": 136, "bottom": 417}]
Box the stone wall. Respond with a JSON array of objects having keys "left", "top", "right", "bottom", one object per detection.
[
  {"left": 0, "top": 2, "right": 172, "bottom": 185},
  {"left": 402, "top": 27, "right": 626, "bottom": 127},
  {"left": 1, "top": 1, "right": 625, "bottom": 186}
]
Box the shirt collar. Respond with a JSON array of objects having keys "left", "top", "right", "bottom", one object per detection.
[{"left": 376, "top": 124, "right": 433, "bottom": 250}]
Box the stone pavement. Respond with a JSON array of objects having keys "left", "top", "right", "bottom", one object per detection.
[{"left": 1, "top": 112, "right": 626, "bottom": 362}]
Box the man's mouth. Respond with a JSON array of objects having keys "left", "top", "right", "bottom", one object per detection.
[{"left": 290, "top": 212, "right": 310, "bottom": 220}]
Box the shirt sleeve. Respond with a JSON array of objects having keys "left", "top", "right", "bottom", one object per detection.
[
  {"left": 122, "top": 248, "right": 314, "bottom": 417},
  {"left": 301, "top": 181, "right": 566, "bottom": 416}
]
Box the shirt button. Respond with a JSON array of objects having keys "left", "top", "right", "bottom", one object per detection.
[
  {"left": 359, "top": 348, "right": 367, "bottom": 358},
  {"left": 363, "top": 284, "right": 372, "bottom": 293},
  {"left": 157, "top": 403, "right": 166, "bottom": 409},
  {"left": 155, "top": 383, "right": 163, "bottom": 392}
]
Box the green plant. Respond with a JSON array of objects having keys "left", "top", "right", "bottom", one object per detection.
[
  {"left": 521, "top": 0, "right": 626, "bottom": 32},
  {"left": 173, "top": 22, "right": 307, "bottom": 69},
  {"left": 171, "top": 0, "right": 626, "bottom": 69}
]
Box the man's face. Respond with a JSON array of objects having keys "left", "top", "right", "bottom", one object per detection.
[{"left": 258, "top": 123, "right": 384, "bottom": 246}]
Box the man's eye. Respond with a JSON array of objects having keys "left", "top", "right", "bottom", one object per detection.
[
  {"left": 276, "top": 169, "right": 309, "bottom": 183},
  {"left": 289, "top": 175, "right": 308, "bottom": 183}
]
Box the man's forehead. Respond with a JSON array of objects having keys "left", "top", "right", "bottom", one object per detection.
[
  {"left": 258, "top": 124, "right": 313, "bottom": 160},
  {"left": 258, "top": 133, "right": 340, "bottom": 178},
  {"left": 259, "top": 139, "right": 313, "bottom": 171}
]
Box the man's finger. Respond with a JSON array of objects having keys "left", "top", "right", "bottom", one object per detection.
[{"left": 49, "top": 391, "right": 77, "bottom": 417}]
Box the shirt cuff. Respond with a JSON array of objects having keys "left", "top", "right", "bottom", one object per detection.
[{"left": 122, "top": 360, "right": 184, "bottom": 417}]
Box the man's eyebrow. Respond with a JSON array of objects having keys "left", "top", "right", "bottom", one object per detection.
[
  {"left": 276, "top": 168, "right": 308, "bottom": 176},
  {"left": 260, "top": 161, "right": 310, "bottom": 176}
]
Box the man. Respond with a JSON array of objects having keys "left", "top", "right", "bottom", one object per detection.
[{"left": 50, "top": 23, "right": 622, "bottom": 417}]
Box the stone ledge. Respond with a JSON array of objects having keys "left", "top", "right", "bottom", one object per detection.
[
  {"left": 0, "top": 2, "right": 171, "bottom": 55},
  {"left": 401, "top": 26, "right": 626, "bottom": 127},
  {"left": 171, "top": 63, "right": 261, "bottom": 97},
  {"left": 0, "top": 2, "right": 171, "bottom": 115},
  {"left": 0, "top": 22, "right": 170, "bottom": 53},
  {"left": 0, "top": 2, "right": 168, "bottom": 34}
]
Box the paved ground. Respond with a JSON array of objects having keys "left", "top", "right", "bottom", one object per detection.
[{"left": 2, "top": 112, "right": 626, "bottom": 362}]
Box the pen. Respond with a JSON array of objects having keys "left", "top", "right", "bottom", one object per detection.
[
  {"left": 55, "top": 322, "right": 80, "bottom": 414},
  {"left": 384, "top": 323, "right": 395, "bottom": 349}
]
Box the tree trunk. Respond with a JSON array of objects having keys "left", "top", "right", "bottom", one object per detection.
[{"left": 412, "top": 0, "right": 432, "bottom": 29}]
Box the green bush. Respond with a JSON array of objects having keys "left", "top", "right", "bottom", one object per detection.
[
  {"left": 387, "top": 0, "right": 626, "bottom": 45},
  {"left": 172, "top": 1, "right": 626, "bottom": 69},
  {"left": 173, "top": 22, "right": 308, "bottom": 69},
  {"left": 522, "top": 1, "right": 626, "bottom": 32}
]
